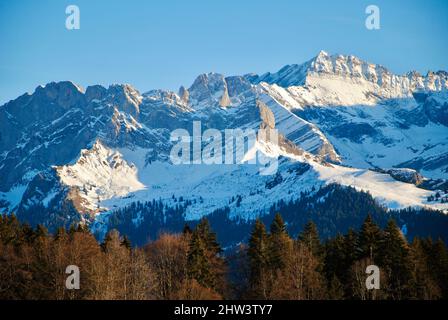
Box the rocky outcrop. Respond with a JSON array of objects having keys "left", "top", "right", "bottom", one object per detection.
[
  {"left": 386, "top": 168, "right": 424, "bottom": 185},
  {"left": 178, "top": 86, "right": 189, "bottom": 104},
  {"left": 422, "top": 91, "right": 448, "bottom": 126}
]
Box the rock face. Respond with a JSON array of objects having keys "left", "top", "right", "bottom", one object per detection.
[
  {"left": 85, "top": 85, "right": 107, "bottom": 102},
  {"left": 178, "top": 86, "right": 189, "bottom": 104},
  {"left": 257, "top": 100, "right": 276, "bottom": 129},
  {"left": 188, "top": 73, "right": 228, "bottom": 106},
  {"left": 219, "top": 85, "right": 231, "bottom": 108},
  {"left": 0, "top": 51, "right": 447, "bottom": 233},
  {"left": 386, "top": 168, "right": 424, "bottom": 185},
  {"left": 422, "top": 91, "right": 448, "bottom": 126}
]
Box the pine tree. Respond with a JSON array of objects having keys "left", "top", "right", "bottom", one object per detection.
[
  {"left": 0, "top": 214, "right": 22, "bottom": 245},
  {"left": 54, "top": 227, "right": 67, "bottom": 241},
  {"left": 31, "top": 224, "right": 54, "bottom": 299},
  {"left": 411, "top": 237, "right": 441, "bottom": 299},
  {"left": 268, "top": 213, "right": 292, "bottom": 270},
  {"left": 121, "top": 235, "right": 132, "bottom": 249},
  {"left": 343, "top": 228, "right": 358, "bottom": 296},
  {"left": 358, "top": 214, "right": 382, "bottom": 261},
  {"left": 187, "top": 231, "right": 212, "bottom": 287},
  {"left": 247, "top": 219, "right": 269, "bottom": 298},
  {"left": 187, "top": 219, "right": 224, "bottom": 292},
  {"left": 426, "top": 238, "right": 448, "bottom": 298},
  {"left": 270, "top": 213, "right": 287, "bottom": 235},
  {"left": 344, "top": 229, "right": 358, "bottom": 264},
  {"left": 35, "top": 224, "right": 49, "bottom": 239},
  {"left": 194, "top": 218, "right": 221, "bottom": 255},
  {"left": 324, "top": 234, "right": 346, "bottom": 285},
  {"left": 182, "top": 224, "right": 192, "bottom": 235},
  {"left": 68, "top": 224, "right": 77, "bottom": 237},
  {"left": 298, "top": 220, "right": 322, "bottom": 258},
  {"left": 327, "top": 275, "right": 344, "bottom": 300},
  {"left": 379, "top": 219, "right": 414, "bottom": 299},
  {"left": 101, "top": 230, "right": 114, "bottom": 251},
  {"left": 20, "top": 223, "right": 36, "bottom": 244},
  {"left": 76, "top": 223, "right": 89, "bottom": 233}
]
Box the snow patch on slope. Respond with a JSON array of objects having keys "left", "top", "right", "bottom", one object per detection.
[{"left": 310, "top": 161, "right": 442, "bottom": 210}]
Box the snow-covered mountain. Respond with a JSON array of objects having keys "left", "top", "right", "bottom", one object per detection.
[
  {"left": 1, "top": 51, "right": 447, "bottom": 236},
  {"left": 251, "top": 50, "right": 448, "bottom": 97}
]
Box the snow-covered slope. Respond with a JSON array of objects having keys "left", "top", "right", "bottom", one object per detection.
[
  {"left": 56, "top": 141, "right": 146, "bottom": 212},
  {"left": 50, "top": 134, "right": 446, "bottom": 229},
  {"left": 251, "top": 50, "right": 448, "bottom": 100}
]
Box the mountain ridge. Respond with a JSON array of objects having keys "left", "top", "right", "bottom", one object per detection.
[{"left": 1, "top": 51, "right": 447, "bottom": 237}]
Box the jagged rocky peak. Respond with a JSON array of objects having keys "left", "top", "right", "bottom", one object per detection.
[
  {"left": 310, "top": 51, "right": 448, "bottom": 92},
  {"left": 308, "top": 50, "right": 371, "bottom": 75},
  {"left": 55, "top": 139, "right": 145, "bottom": 214},
  {"left": 309, "top": 50, "right": 331, "bottom": 72},
  {"left": 36, "top": 80, "right": 84, "bottom": 94},
  {"left": 186, "top": 73, "right": 254, "bottom": 108},
  {"left": 306, "top": 51, "right": 401, "bottom": 89},
  {"left": 108, "top": 84, "right": 142, "bottom": 102},
  {"left": 85, "top": 85, "right": 108, "bottom": 102},
  {"left": 189, "top": 72, "right": 225, "bottom": 96},
  {"left": 178, "top": 85, "right": 190, "bottom": 103},
  {"left": 188, "top": 72, "right": 231, "bottom": 107},
  {"left": 251, "top": 50, "right": 448, "bottom": 95},
  {"left": 219, "top": 85, "right": 231, "bottom": 108},
  {"left": 107, "top": 84, "right": 142, "bottom": 115},
  {"left": 64, "top": 140, "right": 111, "bottom": 169},
  {"left": 33, "top": 81, "right": 86, "bottom": 109},
  {"left": 257, "top": 100, "right": 276, "bottom": 129},
  {"left": 141, "top": 89, "right": 190, "bottom": 113},
  {"left": 0, "top": 81, "right": 87, "bottom": 128},
  {"left": 225, "top": 76, "right": 252, "bottom": 97}
]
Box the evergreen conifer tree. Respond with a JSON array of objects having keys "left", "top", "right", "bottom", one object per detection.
[
  {"left": 358, "top": 214, "right": 382, "bottom": 260},
  {"left": 379, "top": 219, "right": 414, "bottom": 299},
  {"left": 298, "top": 220, "right": 322, "bottom": 258},
  {"left": 121, "top": 235, "right": 132, "bottom": 249},
  {"left": 247, "top": 219, "right": 269, "bottom": 297},
  {"left": 187, "top": 219, "right": 224, "bottom": 291},
  {"left": 268, "top": 213, "right": 292, "bottom": 270}
]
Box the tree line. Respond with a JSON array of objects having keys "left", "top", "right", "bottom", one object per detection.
[
  {"left": 0, "top": 212, "right": 447, "bottom": 300},
  {"left": 101, "top": 184, "right": 448, "bottom": 247}
]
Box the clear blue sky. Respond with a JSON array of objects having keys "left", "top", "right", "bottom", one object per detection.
[{"left": 1, "top": 0, "right": 447, "bottom": 104}]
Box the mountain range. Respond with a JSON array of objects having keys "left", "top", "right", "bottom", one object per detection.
[{"left": 1, "top": 51, "right": 447, "bottom": 243}]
